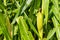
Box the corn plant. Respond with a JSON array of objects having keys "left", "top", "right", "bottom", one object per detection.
[{"left": 0, "top": 0, "right": 60, "bottom": 40}]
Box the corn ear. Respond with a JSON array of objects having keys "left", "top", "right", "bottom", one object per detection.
[{"left": 36, "top": 12, "right": 43, "bottom": 40}]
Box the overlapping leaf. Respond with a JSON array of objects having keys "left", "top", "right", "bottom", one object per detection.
[
  {"left": 0, "top": 13, "right": 11, "bottom": 40},
  {"left": 16, "top": 16, "right": 34, "bottom": 40}
]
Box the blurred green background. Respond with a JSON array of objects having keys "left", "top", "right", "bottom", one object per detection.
[{"left": 0, "top": 0, "right": 60, "bottom": 40}]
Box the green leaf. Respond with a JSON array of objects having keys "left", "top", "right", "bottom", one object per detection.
[
  {"left": 11, "top": 0, "right": 32, "bottom": 24},
  {"left": 47, "top": 28, "right": 56, "bottom": 40},
  {"left": 52, "top": 0, "right": 60, "bottom": 23},
  {"left": 52, "top": 16, "right": 59, "bottom": 28},
  {"left": 0, "top": 13, "right": 11, "bottom": 40},
  {"left": 28, "top": 31, "right": 34, "bottom": 40},
  {"left": 16, "top": 16, "right": 30, "bottom": 40},
  {"left": 42, "top": 0, "right": 49, "bottom": 27},
  {"left": 0, "top": 26, "right": 2, "bottom": 35},
  {"left": 24, "top": 13, "right": 39, "bottom": 37},
  {"left": 52, "top": 16, "right": 60, "bottom": 40},
  {"left": 4, "top": 0, "right": 7, "bottom": 6},
  {"left": 14, "top": 25, "right": 18, "bottom": 35}
]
